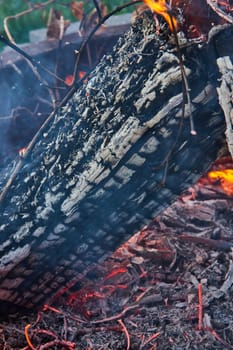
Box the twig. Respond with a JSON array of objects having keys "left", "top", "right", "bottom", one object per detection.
[
  {"left": 118, "top": 319, "right": 131, "bottom": 350},
  {"left": 43, "top": 304, "right": 63, "bottom": 314},
  {"left": 142, "top": 0, "right": 195, "bottom": 136},
  {"left": 135, "top": 286, "right": 153, "bottom": 303},
  {"left": 34, "top": 328, "right": 58, "bottom": 338},
  {"left": 24, "top": 324, "right": 35, "bottom": 350},
  {"left": 0, "top": 35, "right": 66, "bottom": 86},
  {"left": 39, "top": 339, "right": 76, "bottom": 350},
  {"left": 92, "top": 0, "right": 103, "bottom": 22},
  {"left": 140, "top": 332, "right": 160, "bottom": 348},
  {"left": 3, "top": 0, "right": 55, "bottom": 43},
  {"left": 91, "top": 305, "right": 137, "bottom": 324},
  {"left": 197, "top": 283, "right": 203, "bottom": 331},
  {"left": 27, "top": 327, "right": 76, "bottom": 349},
  {"left": 205, "top": 327, "right": 233, "bottom": 349},
  {"left": 170, "top": 15, "right": 196, "bottom": 135},
  {"left": 178, "top": 234, "right": 233, "bottom": 252},
  {"left": 206, "top": 0, "right": 233, "bottom": 24},
  {"left": 0, "top": 159, "right": 23, "bottom": 204},
  {"left": 143, "top": 2, "right": 196, "bottom": 185}
]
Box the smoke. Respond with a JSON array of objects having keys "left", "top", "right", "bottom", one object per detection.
[{"left": 0, "top": 49, "right": 57, "bottom": 167}]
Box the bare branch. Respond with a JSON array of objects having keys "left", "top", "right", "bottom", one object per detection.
[
  {"left": 3, "top": 0, "right": 56, "bottom": 43},
  {"left": 92, "top": 0, "right": 103, "bottom": 22},
  {"left": 206, "top": 0, "right": 233, "bottom": 24}
]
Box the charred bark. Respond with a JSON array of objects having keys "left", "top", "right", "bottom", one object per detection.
[
  {"left": 0, "top": 15, "right": 230, "bottom": 311},
  {"left": 217, "top": 56, "right": 233, "bottom": 158}
]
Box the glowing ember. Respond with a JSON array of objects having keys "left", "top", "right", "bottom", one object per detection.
[
  {"left": 18, "top": 147, "right": 28, "bottom": 157},
  {"left": 78, "top": 70, "right": 86, "bottom": 80},
  {"left": 143, "top": 0, "right": 177, "bottom": 31},
  {"left": 65, "top": 71, "right": 87, "bottom": 86},
  {"left": 208, "top": 169, "right": 233, "bottom": 196},
  {"left": 104, "top": 267, "right": 127, "bottom": 281},
  {"left": 65, "top": 74, "right": 74, "bottom": 86}
]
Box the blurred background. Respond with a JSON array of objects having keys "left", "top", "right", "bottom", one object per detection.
[{"left": 0, "top": 0, "right": 128, "bottom": 49}]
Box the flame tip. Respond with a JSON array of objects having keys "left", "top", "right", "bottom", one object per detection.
[{"left": 143, "top": 0, "right": 177, "bottom": 31}]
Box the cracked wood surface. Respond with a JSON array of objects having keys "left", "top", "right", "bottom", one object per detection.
[
  {"left": 217, "top": 56, "right": 233, "bottom": 158},
  {"left": 0, "top": 15, "right": 229, "bottom": 311}
]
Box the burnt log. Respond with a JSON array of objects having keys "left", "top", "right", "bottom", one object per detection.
[{"left": 0, "top": 15, "right": 230, "bottom": 311}]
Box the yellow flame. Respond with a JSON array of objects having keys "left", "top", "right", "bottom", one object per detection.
[
  {"left": 208, "top": 169, "right": 233, "bottom": 196},
  {"left": 143, "top": 0, "right": 177, "bottom": 31}
]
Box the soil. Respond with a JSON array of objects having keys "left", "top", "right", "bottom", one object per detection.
[{"left": 0, "top": 158, "right": 232, "bottom": 350}]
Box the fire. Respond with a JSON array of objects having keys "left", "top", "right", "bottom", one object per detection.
[
  {"left": 208, "top": 169, "right": 233, "bottom": 196},
  {"left": 143, "top": 0, "right": 177, "bottom": 31}
]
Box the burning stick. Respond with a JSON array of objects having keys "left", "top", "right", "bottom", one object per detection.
[
  {"left": 140, "top": 332, "right": 160, "bottom": 348},
  {"left": 24, "top": 324, "right": 35, "bottom": 350},
  {"left": 197, "top": 283, "right": 203, "bottom": 331}
]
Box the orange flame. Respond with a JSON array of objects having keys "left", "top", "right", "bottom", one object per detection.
[
  {"left": 143, "top": 0, "right": 177, "bottom": 31},
  {"left": 208, "top": 169, "right": 233, "bottom": 196}
]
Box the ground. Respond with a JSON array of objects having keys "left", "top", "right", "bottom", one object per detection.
[{"left": 0, "top": 157, "right": 233, "bottom": 350}]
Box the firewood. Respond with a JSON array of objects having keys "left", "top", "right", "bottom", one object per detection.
[{"left": 0, "top": 13, "right": 229, "bottom": 311}]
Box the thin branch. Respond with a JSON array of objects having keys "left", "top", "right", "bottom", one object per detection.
[
  {"left": 3, "top": 0, "right": 56, "bottom": 44},
  {"left": 91, "top": 305, "right": 138, "bottom": 324},
  {"left": 170, "top": 14, "right": 196, "bottom": 135},
  {"left": 140, "top": 332, "right": 160, "bottom": 348},
  {"left": 0, "top": 35, "right": 66, "bottom": 86},
  {"left": 92, "top": 0, "right": 102, "bottom": 22},
  {"left": 4, "top": 8, "right": 33, "bottom": 44},
  {"left": 197, "top": 283, "right": 203, "bottom": 331},
  {"left": 206, "top": 0, "right": 233, "bottom": 24},
  {"left": 118, "top": 319, "right": 130, "bottom": 350},
  {"left": 178, "top": 234, "right": 233, "bottom": 252},
  {"left": 24, "top": 324, "right": 35, "bottom": 350}
]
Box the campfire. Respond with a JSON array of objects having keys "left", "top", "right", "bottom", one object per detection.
[{"left": 0, "top": 0, "right": 233, "bottom": 349}]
